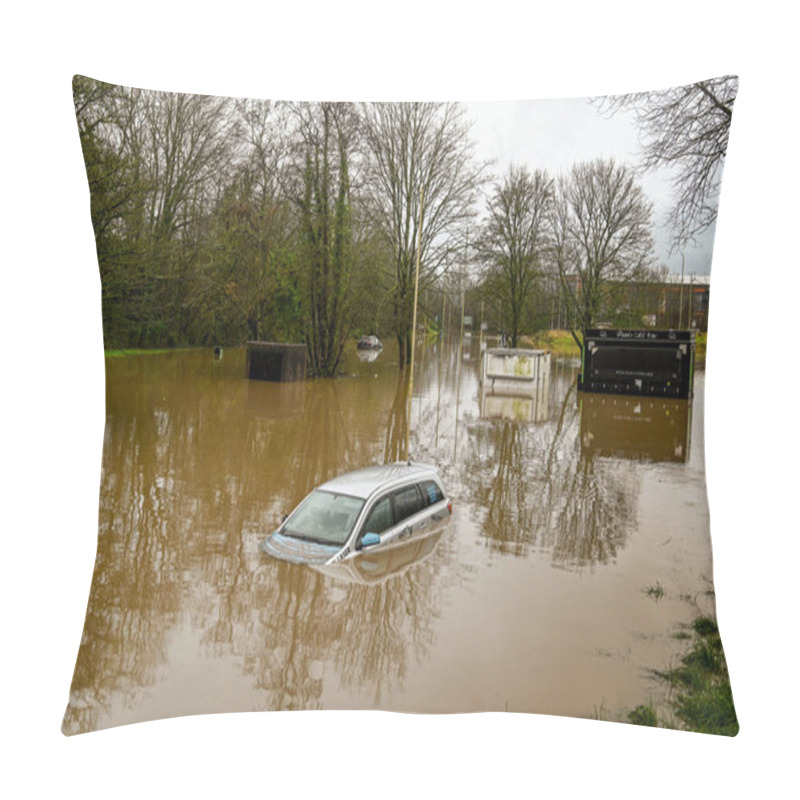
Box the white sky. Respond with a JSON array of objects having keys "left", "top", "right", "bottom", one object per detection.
[{"left": 464, "top": 97, "right": 716, "bottom": 277}]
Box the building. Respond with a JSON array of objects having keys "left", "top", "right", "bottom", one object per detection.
[{"left": 558, "top": 273, "right": 711, "bottom": 332}]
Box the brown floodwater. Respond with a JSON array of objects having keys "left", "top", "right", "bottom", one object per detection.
[{"left": 63, "top": 337, "right": 717, "bottom": 734}]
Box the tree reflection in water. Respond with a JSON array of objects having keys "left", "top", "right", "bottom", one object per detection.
[
  {"left": 192, "top": 365, "right": 451, "bottom": 712},
  {"left": 462, "top": 368, "right": 638, "bottom": 568},
  {"left": 64, "top": 341, "right": 686, "bottom": 734},
  {"left": 244, "top": 553, "right": 445, "bottom": 710},
  {"left": 64, "top": 347, "right": 458, "bottom": 731}
]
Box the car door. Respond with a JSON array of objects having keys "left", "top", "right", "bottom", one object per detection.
[
  {"left": 417, "top": 478, "right": 450, "bottom": 528},
  {"left": 356, "top": 479, "right": 445, "bottom": 552},
  {"left": 379, "top": 482, "right": 430, "bottom": 546},
  {"left": 355, "top": 495, "right": 394, "bottom": 551},
  {"left": 356, "top": 483, "right": 420, "bottom": 550}
]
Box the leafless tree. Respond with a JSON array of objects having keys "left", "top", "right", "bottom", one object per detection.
[
  {"left": 188, "top": 99, "right": 295, "bottom": 343},
  {"left": 594, "top": 76, "right": 739, "bottom": 251},
  {"left": 361, "top": 102, "right": 488, "bottom": 368},
  {"left": 139, "top": 88, "right": 240, "bottom": 240},
  {"left": 552, "top": 159, "right": 655, "bottom": 350},
  {"left": 476, "top": 165, "right": 554, "bottom": 347},
  {"left": 73, "top": 77, "right": 242, "bottom": 345}
]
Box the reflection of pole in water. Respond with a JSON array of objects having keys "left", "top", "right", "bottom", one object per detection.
[
  {"left": 441, "top": 282, "right": 446, "bottom": 339},
  {"left": 385, "top": 373, "right": 410, "bottom": 464},
  {"left": 435, "top": 337, "right": 443, "bottom": 448},
  {"left": 419, "top": 315, "right": 427, "bottom": 428}
]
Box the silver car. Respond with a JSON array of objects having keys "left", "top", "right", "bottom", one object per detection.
[
  {"left": 260, "top": 462, "right": 452, "bottom": 566},
  {"left": 312, "top": 527, "right": 445, "bottom": 585}
]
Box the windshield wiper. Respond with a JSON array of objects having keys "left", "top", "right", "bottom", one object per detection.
[{"left": 283, "top": 530, "right": 340, "bottom": 547}]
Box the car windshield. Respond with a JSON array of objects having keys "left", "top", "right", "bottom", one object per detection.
[{"left": 284, "top": 490, "right": 365, "bottom": 546}]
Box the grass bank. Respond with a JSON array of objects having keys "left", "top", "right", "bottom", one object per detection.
[
  {"left": 523, "top": 329, "right": 707, "bottom": 364},
  {"left": 628, "top": 611, "right": 738, "bottom": 736},
  {"left": 694, "top": 331, "right": 707, "bottom": 364},
  {"left": 105, "top": 347, "right": 193, "bottom": 358},
  {"left": 523, "top": 330, "right": 581, "bottom": 357}
]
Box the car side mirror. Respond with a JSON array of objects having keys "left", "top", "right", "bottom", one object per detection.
[{"left": 361, "top": 532, "right": 381, "bottom": 549}]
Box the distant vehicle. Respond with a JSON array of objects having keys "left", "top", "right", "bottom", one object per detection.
[
  {"left": 260, "top": 462, "right": 452, "bottom": 566},
  {"left": 357, "top": 335, "right": 382, "bottom": 350}
]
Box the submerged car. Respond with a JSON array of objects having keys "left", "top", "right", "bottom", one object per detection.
[
  {"left": 260, "top": 462, "right": 452, "bottom": 566},
  {"left": 357, "top": 335, "right": 382, "bottom": 350},
  {"left": 312, "top": 527, "right": 445, "bottom": 585}
]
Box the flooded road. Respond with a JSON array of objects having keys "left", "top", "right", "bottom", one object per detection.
[{"left": 63, "top": 337, "right": 716, "bottom": 734}]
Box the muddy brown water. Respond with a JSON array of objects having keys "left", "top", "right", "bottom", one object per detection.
[{"left": 63, "top": 338, "right": 716, "bottom": 734}]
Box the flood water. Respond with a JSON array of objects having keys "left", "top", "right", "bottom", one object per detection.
[{"left": 63, "top": 337, "right": 717, "bottom": 734}]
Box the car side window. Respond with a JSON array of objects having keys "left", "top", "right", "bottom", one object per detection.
[
  {"left": 361, "top": 496, "right": 393, "bottom": 536},
  {"left": 419, "top": 480, "right": 444, "bottom": 506},
  {"left": 392, "top": 484, "right": 424, "bottom": 524}
]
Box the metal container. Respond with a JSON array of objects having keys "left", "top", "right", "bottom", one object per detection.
[{"left": 579, "top": 329, "right": 695, "bottom": 399}]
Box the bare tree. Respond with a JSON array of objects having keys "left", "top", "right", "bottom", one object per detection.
[
  {"left": 73, "top": 77, "right": 241, "bottom": 346},
  {"left": 139, "top": 88, "right": 240, "bottom": 240},
  {"left": 594, "top": 76, "right": 739, "bottom": 250},
  {"left": 73, "top": 77, "right": 140, "bottom": 261},
  {"left": 477, "top": 165, "right": 554, "bottom": 347},
  {"left": 361, "top": 102, "right": 488, "bottom": 368},
  {"left": 73, "top": 77, "right": 152, "bottom": 346},
  {"left": 189, "top": 99, "right": 296, "bottom": 344},
  {"left": 552, "top": 159, "right": 655, "bottom": 350}
]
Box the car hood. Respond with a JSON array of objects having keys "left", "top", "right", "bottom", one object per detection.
[{"left": 260, "top": 531, "right": 341, "bottom": 565}]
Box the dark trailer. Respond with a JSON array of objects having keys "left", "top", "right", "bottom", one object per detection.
[
  {"left": 246, "top": 341, "right": 307, "bottom": 382},
  {"left": 579, "top": 329, "right": 695, "bottom": 399}
]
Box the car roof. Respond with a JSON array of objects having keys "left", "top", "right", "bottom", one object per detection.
[{"left": 317, "top": 462, "right": 442, "bottom": 500}]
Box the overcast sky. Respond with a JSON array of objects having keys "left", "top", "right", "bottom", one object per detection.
[{"left": 463, "top": 97, "right": 716, "bottom": 278}]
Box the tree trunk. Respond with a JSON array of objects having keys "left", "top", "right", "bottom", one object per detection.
[{"left": 396, "top": 333, "right": 406, "bottom": 369}]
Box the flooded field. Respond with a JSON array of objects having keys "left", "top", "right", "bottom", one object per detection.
[{"left": 63, "top": 337, "right": 717, "bottom": 734}]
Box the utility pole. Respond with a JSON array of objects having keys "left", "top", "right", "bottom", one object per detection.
[
  {"left": 406, "top": 187, "right": 424, "bottom": 460},
  {"left": 454, "top": 271, "right": 465, "bottom": 463}
]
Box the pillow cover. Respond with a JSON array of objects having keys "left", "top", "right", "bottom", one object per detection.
[{"left": 64, "top": 75, "right": 738, "bottom": 736}]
